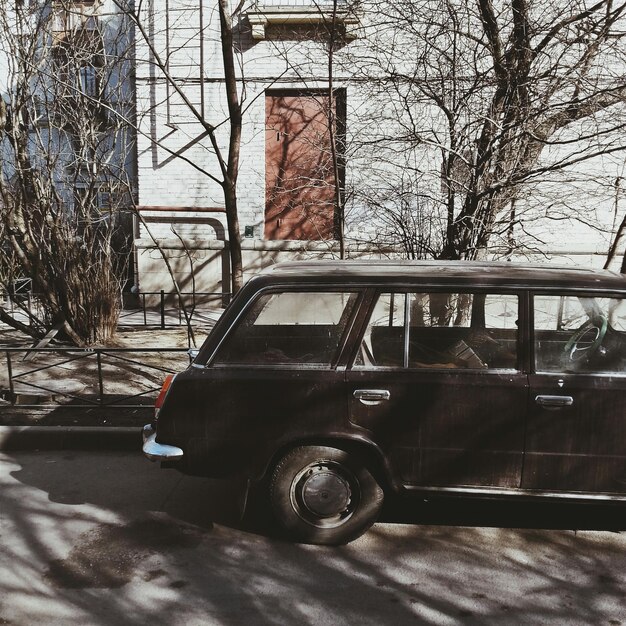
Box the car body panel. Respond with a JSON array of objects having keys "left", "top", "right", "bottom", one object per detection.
[
  {"left": 148, "top": 260, "right": 626, "bottom": 504},
  {"left": 347, "top": 368, "right": 528, "bottom": 488},
  {"left": 524, "top": 372, "right": 626, "bottom": 493}
]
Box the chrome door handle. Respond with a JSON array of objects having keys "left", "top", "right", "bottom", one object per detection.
[
  {"left": 535, "top": 395, "right": 574, "bottom": 408},
  {"left": 354, "top": 389, "right": 391, "bottom": 405}
]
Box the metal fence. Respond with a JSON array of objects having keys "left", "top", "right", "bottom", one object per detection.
[
  {"left": 1, "top": 288, "right": 229, "bottom": 330},
  {"left": 1, "top": 282, "right": 43, "bottom": 326},
  {"left": 120, "top": 290, "right": 229, "bottom": 329},
  {"left": 0, "top": 346, "right": 191, "bottom": 410},
  {"left": 0, "top": 287, "right": 227, "bottom": 415}
]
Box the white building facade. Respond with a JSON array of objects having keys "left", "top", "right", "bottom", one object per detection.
[{"left": 132, "top": 0, "right": 626, "bottom": 299}]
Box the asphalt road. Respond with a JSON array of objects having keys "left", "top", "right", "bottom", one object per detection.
[{"left": 1, "top": 450, "right": 625, "bottom": 626}]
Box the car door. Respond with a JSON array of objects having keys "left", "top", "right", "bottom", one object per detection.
[
  {"left": 524, "top": 292, "right": 626, "bottom": 495},
  {"left": 346, "top": 289, "right": 528, "bottom": 490},
  {"left": 199, "top": 288, "right": 361, "bottom": 465}
]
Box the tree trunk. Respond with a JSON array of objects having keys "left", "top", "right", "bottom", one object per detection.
[{"left": 218, "top": 0, "right": 244, "bottom": 293}]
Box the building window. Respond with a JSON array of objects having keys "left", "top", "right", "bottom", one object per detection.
[
  {"left": 52, "top": 1, "right": 99, "bottom": 43},
  {"left": 78, "top": 64, "right": 100, "bottom": 98},
  {"left": 51, "top": 1, "right": 104, "bottom": 106}
]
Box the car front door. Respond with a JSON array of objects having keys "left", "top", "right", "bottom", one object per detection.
[
  {"left": 524, "top": 292, "right": 626, "bottom": 495},
  {"left": 346, "top": 289, "right": 528, "bottom": 490}
]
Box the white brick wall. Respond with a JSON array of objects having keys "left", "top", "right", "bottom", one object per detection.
[{"left": 133, "top": 0, "right": 626, "bottom": 294}]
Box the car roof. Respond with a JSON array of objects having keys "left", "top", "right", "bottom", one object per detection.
[{"left": 258, "top": 260, "right": 626, "bottom": 291}]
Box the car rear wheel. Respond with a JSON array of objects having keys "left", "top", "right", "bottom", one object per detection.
[{"left": 270, "top": 445, "right": 384, "bottom": 545}]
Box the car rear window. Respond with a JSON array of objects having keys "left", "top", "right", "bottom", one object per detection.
[{"left": 212, "top": 290, "right": 359, "bottom": 366}]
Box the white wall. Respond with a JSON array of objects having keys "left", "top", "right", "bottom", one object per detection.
[{"left": 133, "top": 0, "right": 626, "bottom": 298}]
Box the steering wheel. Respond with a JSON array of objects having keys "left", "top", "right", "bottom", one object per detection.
[{"left": 563, "top": 316, "right": 608, "bottom": 362}]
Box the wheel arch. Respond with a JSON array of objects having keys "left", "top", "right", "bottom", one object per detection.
[{"left": 256, "top": 435, "right": 399, "bottom": 493}]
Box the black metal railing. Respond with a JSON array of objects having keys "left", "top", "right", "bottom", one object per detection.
[
  {"left": 1, "top": 347, "right": 191, "bottom": 410},
  {"left": 1, "top": 289, "right": 229, "bottom": 330},
  {"left": 120, "top": 290, "right": 229, "bottom": 329}
]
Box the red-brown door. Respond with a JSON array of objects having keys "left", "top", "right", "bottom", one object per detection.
[{"left": 265, "top": 92, "right": 341, "bottom": 240}]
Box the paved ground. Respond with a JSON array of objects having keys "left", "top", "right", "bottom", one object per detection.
[
  {"left": 2, "top": 312, "right": 626, "bottom": 624},
  {"left": 1, "top": 450, "right": 625, "bottom": 625}
]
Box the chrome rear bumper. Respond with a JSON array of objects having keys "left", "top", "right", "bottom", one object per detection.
[{"left": 142, "top": 424, "right": 184, "bottom": 462}]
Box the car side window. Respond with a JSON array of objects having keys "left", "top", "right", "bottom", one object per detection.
[
  {"left": 212, "top": 291, "right": 358, "bottom": 366},
  {"left": 534, "top": 294, "right": 626, "bottom": 374},
  {"left": 355, "top": 291, "right": 519, "bottom": 370}
]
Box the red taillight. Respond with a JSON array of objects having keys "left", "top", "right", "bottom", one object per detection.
[{"left": 155, "top": 374, "right": 175, "bottom": 416}]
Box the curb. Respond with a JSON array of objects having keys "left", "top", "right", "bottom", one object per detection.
[{"left": 0, "top": 425, "right": 141, "bottom": 452}]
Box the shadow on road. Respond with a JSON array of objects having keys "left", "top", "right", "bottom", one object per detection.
[
  {"left": 8, "top": 450, "right": 626, "bottom": 540},
  {"left": 2, "top": 451, "right": 626, "bottom": 625}
]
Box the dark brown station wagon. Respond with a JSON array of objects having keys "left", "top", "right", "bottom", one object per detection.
[{"left": 143, "top": 260, "right": 626, "bottom": 544}]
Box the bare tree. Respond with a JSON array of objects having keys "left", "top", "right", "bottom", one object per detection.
[
  {"left": 0, "top": 0, "right": 135, "bottom": 345},
  {"left": 605, "top": 171, "right": 626, "bottom": 271},
  {"left": 342, "top": 0, "right": 626, "bottom": 262},
  {"left": 114, "top": 0, "right": 245, "bottom": 292}
]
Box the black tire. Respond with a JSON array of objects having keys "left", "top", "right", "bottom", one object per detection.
[{"left": 269, "top": 445, "right": 384, "bottom": 545}]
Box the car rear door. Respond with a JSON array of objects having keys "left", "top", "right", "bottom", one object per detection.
[
  {"left": 193, "top": 288, "right": 362, "bottom": 471},
  {"left": 346, "top": 288, "right": 528, "bottom": 490}
]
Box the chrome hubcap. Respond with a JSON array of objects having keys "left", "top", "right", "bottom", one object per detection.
[
  {"left": 301, "top": 468, "right": 351, "bottom": 518},
  {"left": 291, "top": 461, "right": 358, "bottom": 528}
]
